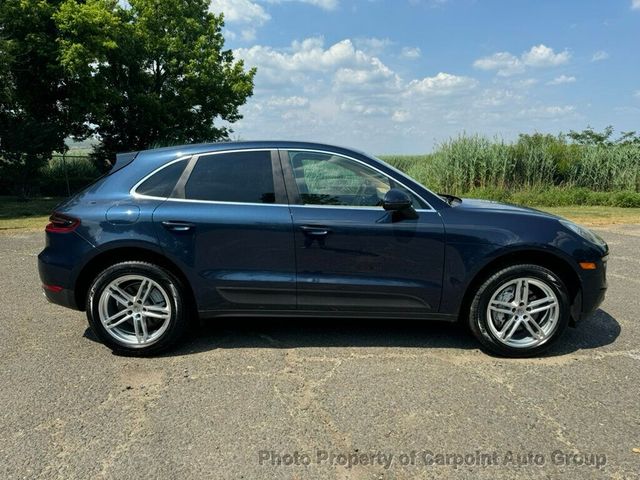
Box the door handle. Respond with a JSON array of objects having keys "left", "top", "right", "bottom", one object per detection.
[
  {"left": 161, "top": 220, "right": 195, "bottom": 232},
  {"left": 300, "top": 225, "right": 331, "bottom": 236}
]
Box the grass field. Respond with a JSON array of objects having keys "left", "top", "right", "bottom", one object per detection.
[
  {"left": 0, "top": 197, "right": 62, "bottom": 233},
  {"left": 541, "top": 206, "right": 640, "bottom": 226},
  {"left": 1, "top": 196, "right": 638, "bottom": 234}
]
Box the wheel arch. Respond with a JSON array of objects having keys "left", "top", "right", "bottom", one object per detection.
[
  {"left": 74, "top": 244, "right": 197, "bottom": 312},
  {"left": 458, "top": 247, "right": 582, "bottom": 324}
]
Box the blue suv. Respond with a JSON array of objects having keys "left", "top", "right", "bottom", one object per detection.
[{"left": 38, "top": 142, "right": 608, "bottom": 356}]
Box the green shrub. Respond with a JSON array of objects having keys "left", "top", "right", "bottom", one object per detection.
[
  {"left": 609, "top": 191, "right": 640, "bottom": 208},
  {"left": 39, "top": 155, "right": 101, "bottom": 196}
]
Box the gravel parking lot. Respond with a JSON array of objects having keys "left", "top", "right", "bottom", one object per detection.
[{"left": 1, "top": 226, "right": 639, "bottom": 479}]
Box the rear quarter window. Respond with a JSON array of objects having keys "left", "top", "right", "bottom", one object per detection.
[
  {"left": 135, "top": 160, "right": 188, "bottom": 198},
  {"left": 184, "top": 150, "right": 275, "bottom": 204}
]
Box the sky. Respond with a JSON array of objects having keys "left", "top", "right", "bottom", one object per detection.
[{"left": 209, "top": 0, "right": 640, "bottom": 153}]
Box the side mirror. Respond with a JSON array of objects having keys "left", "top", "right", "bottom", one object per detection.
[{"left": 382, "top": 188, "right": 412, "bottom": 211}]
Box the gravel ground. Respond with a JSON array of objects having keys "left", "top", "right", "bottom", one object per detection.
[{"left": 1, "top": 226, "right": 639, "bottom": 479}]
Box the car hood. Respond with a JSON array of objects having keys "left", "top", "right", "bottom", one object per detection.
[{"left": 455, "top": 198, "right": 561, "bottom": 219}]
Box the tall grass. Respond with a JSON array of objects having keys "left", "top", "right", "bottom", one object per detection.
[
  {"left": 567, "top": 144, "right": 640, "bottom": 191},
  {"left": 381, "top": 133, "right": 640, "bottom": 194}
]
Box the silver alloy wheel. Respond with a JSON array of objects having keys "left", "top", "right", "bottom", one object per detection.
[
  {"left": 486, "top": 277, "right": 559, "bottom": 349},
  {"left": 98, "top": 274, "right": 172, "bottom": 347}
]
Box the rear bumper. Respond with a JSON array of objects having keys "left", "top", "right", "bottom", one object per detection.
[
  {"left": 40, "top": 283, "right": 79, "bottom": 310},
  {"left": 38, "top": 253, "right": 81, "bottom": 310},
  {"left": 38, "top": 231, "right": 94, "bottom": 311}
]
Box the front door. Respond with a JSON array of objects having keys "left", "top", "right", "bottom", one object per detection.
[
  {"left": 281, "top": 149, "right": 445, "bottom": 316},
  {"left": 152, "top": 149, "right": 296, "bottom": 314}
]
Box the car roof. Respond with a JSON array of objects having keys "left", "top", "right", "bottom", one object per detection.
[{"left": 135, "top": 141, "right": 367, "bottom": 158}]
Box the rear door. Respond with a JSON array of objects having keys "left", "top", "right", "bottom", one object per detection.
[
  {"left": 280, "top": 148, "right": 445, "bottom": 316},
  {"left": 149, "top": 149, "right": 296, "bottom": 314}
]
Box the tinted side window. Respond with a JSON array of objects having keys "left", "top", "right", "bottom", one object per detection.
[
  {"left": 136, "top": 159, "right": 187, "bottom": 197},
  {"left": 288, "top": 151, "right": 424, "bottom": 207},
  {"left": 184, "top": 151, "right": 275, "bottom": 204}
]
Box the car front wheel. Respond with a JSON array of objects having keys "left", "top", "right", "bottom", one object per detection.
[
  {"left": 87, "top": 261, "right": 187, "bottom": 355},
  {"left": 469, "top": 264, "right": 570, "bottom": 357}
]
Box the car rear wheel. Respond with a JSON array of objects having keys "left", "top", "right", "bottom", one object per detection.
[
  {"left": 469, "top": 264, "right": 570, "bottom": 357},
  {"left": 87, "top": 261, "right": 187, "bottom": 355}
]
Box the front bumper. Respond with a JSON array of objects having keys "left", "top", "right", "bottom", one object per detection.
[{"left": 571, "top": 254, "right": 608, "bottom": 324}]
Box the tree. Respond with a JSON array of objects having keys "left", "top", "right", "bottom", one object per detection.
[
  {"left": 0, "top": 0, "right": 84, "bottom": 196},
  {"left": 55, "top": 0, "right": 255, "bottom": 170},
  {"left": 567, "top": 125, "right": 640, "bottom": 146}
]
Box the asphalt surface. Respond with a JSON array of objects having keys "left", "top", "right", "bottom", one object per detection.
[{"left": 1, "top": 226, "right": 639, "bottom": 480}]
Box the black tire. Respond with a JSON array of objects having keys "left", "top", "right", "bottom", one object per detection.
[
  {"left": 86, "top": 261, "right": 188, "bottom": 356},
  {"left": 468, "top": 264, "right": 570, "bottom": 357}
]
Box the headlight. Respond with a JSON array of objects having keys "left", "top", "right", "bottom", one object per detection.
[{"left": 559, "top": 219, "right": 607, "bottom": 248}]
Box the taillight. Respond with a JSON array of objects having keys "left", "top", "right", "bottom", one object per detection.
[{"left": 45, "top": 212, "right": 80, "bottom": 233}]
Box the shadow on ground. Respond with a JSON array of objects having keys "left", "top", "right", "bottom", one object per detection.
[{"left": 84, "top": 308, "right": 620, "bottom": 358}]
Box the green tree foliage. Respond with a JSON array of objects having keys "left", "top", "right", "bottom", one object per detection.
[
  {"left": 0, "top": 0, "right": 84, "bottom": 195},
  {"left": 567, "top": 125, "right": 640, "bottom": 146},
  {"left": 55, "top": 0, "right": 256, "bottom": 170}
]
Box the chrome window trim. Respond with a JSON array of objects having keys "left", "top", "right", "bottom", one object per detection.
[
  {"left": 130, "top": 155, "right": 194, "bottom": 200},
  {"left": 291, "top": 204, "right": 435, "bottom": 213},
  {"left": 148, "top": 197, "right": 290, "bottom": 207},
  {"left": 130, "top": 148, "right": 288, "bottom": 205},
  {"left": 130, "top": 147, "right": 435, "bottom": 212},
  {"left": 282, "top": 148, "right": 435, "bottom": 211}
]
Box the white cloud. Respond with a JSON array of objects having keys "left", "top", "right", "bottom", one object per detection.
[
  {"left": 392, "top": 110, "right": 411, "bottom": 122},
  {"left": 209, "top": 0, "right": 270, "bottom": 24},
  {"left": 406, "top": 72, "right": 478, "bottom": 96},
  {"left": 209, "top": 0, "right": 270, "bottom": 41},
  {"left": 266, "top": 96, "right": 309, "bottom": 107},
  {"left": 238, "top": 38, "right": 370, "bottom": 75},
  {"left": 240, "top": 28, "right": 258, "bottom": 42},
  {"left": 401, "top": 47, "right": 422, "bottom": 59},
  {"left": 237, "top": 38, "right": 472, "bottom": 98},
  {"left": 474, "top": 44, "right": 570, "bottom": 76},
  {"left": 518, "top": 105, "right": 576, "bottom": 119},
  {"left": 521, "top": 44, "right": 570, "bottom": 67},
  {"left": 474, "top": 52, "right": 524, "bottom": 76},
  {"left": 632, "top": 0, "right": 640, "bottom": 10},
  {"left": 232, "top": 36, "right": 586, "bottom": 152},
  {"left": 340, "top": 102, "right": 389, "bottom": 116},
  {"left": 263, "top": 0, "right": 339, "bottom": 10},
  {"left": 232, "top": 37, "right": 484, "bottom": 150},
  {"left": 591, "top": 50, "right": 609, "bottom": 62},
  {"left": 474, "top": 89, "right": 522, "bottom": 107},
  {"left": 334, "top": 58, "right": 401, "bottom": 91},
  {"left": 547, "top": 75, "right": 576, "bottom": 85},
  {"left": 354, "top": 37, "right": 394, "bottom": 55},
  {"left": 515, "top": 78, "right": 539, "bottom": 88},
  {"left": 634, "top": 90, "right": 640, "bottom": 99}
]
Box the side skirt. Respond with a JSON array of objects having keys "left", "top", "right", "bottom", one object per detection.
[{"left": 198, "top": 309, "right": 458, "bottom": 322}]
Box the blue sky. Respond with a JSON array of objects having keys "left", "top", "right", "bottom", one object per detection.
[{"left": 210, "top": 0, "right": 640, "bottom": 153}]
